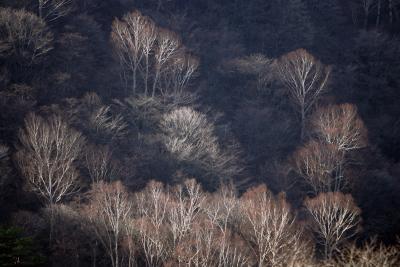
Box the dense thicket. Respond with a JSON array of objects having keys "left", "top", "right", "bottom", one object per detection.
[{"left": 1, "top": 0, "right": 400, "bottom": 266}]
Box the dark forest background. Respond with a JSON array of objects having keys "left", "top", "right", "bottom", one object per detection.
[{"left": 1, "top": 0, "right": 400, "bottom": 266}]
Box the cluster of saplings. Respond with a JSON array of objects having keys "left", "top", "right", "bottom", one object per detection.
[{"left": 1, "top": 0, "right": 400, "bottom": 266}]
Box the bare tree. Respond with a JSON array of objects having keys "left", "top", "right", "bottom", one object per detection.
[
  {"left": 310, "top": 104, "right": 368, "bottom": 153},
  {"left": 17, "top": 113, "right": 84, "bottom": 206},
  {"left": 84, "top": 181, "right": 133, "bottom": 267},
  {"left": 223, "top": 54, "right": 274, "bottom": 91},
  {"left": 276, "top": 49, "right": 331, "bottom": 139},
  {"left": 135, "top": 181, "right": 170, "bottom": 267},
  {"left": 291, "top": 141, "right": 345, "bottom": 194},
  {"left": 172, "top": 217, "right": 251, "bottom": 267},
  {"left": 38, "top": 0, "right": 73, "bottom": 23},
  {"left": 160, "top": 107, "right": 216, "bottom": 162},
  {"left": 17, "top": 113, "right": 84, "bottom": 242},
  {"left": 111, "top": 11, "right": 198, "bottom": 99},
  {"left": 152, "top": 28, "right": 181, "bottom": 97},
  {"left": 111, "top": 11, "right": 146, "bottom": 93},
  {"left": 89, "top": 105, "right": 127, "bottom": 140},
  {"left": 0, "top": 8, "right": 53, "bottom": 65},
  {"left": 291, "top": 104, "right": 367, "bottom": 194},
  {"left": 140, "top": 19, "right": 157, "bottom": 96},
  {"left": 204, "top": 183, "right": 238, "bottom": 235},
  {"left": 304, "top": 192, "right": 361, "bottom": 260},
  {"left": 238, "top": 185, "right": 310, "bottom": 267},
  {"left": 335, "top": 238, "right": 400, "bottom": 266},
  {"left": 85, "top": 144, "right": 119, "bottom": 184},
  {"left": 204, "top": 184, "right": 254, "bottom": 267},
  {"left": 160, "top": 107, "right": 243, "bottom": 185},
  {"left": 170, "top": 215, "right": 216, "bottom": 266},
  {"left": 123, "top": 219, "right": 137, "bottom": 267},
  {"left": 168, "top": 179, "right": 205, "bottom": 245},
  {"left": 162, "top": 52, "right": 199, "bottom": 101}
]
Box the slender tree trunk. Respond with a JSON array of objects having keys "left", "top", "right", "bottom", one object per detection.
[
  {"left": 258, "top": 254, "right": 263, "bottom": 267},
  {"left": 389, "top": 0, "right": 394, "bottom": 25},
  {"left": 92, "top": 241, "right": 97, "bottom": 267},
  {"left": 120, "top": 68, "right": 128, "bottom": 94},
  {"left": 128, "top": 239, "right": 135, "bottom": 267},
  {"left": 144, "top": 56, "right": 149, "bottom": 96},
  {"left": 152, "top": 69, "right": 160, "bottom": 97},
  {"left": 300, "top": 108, "right": 306, "bottom": 141},
  {"left": 335, "top": 158, "right": 344, "bottom": 192},
  {"left": 324, "top": 240, "right": 329, "bottom": 260},
  {"left": 114, "top": 235, "right": 119, "bottom": 267},
  {"left": 376, "top": 0, "right": 381, "bottom": 27},
  {"left": 132, "top": 65, "right": 137, "bottom": 95},
  {"left": 49, "top": 203, "right": 55, "bottom": 248}
]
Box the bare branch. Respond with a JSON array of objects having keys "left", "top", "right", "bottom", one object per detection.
[
  {"left": 310, "top": 104, "right": 368, "bottom": 152},
  {"left": 84, "top": 181, "right": 133, "bottom": 267},
  {"left": 291, "top": 141, "right": 345, "bottom": 194},
  {"left": 276, "top": 49, "right": 331, "bottom": 139},
  {"left": 0, "top": 8, "right": 53, "bottom": 65},
  {"left": 85, "top": 144, "right": 119, "bottom": 183},
  {"left": 17, "top": 113, "right": 84, "bottom": 205},
  {"left": 38, "top": 0, "right": 73, "bottom": 23},
  {"left": 89, "top": 105, "right": 128, "bottom": 140},
  {"left": 304, "top": 192, "right": 362, "bottom": 260},
  {"left": 160, "top": 107, "right": 243, "bottom": 184},
  {"left": 239, "top": 185, "right": 312, "bottom": 266}
]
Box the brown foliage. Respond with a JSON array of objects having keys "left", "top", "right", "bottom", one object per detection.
[
  {"left": 292, "top": 141, "right": 345, "bottom": 194},
  {"left": 84, "top": 181, "right": 133, "bottom": 267},
  {"left": 311, "top": 104, "right": 368, "bottom": 152},
  {"left": 239, "top": 185, "right": 313, "bottom": 266}
]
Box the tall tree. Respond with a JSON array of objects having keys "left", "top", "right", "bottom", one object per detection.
[
  {"left": 276, "top": 49, "right": 331, "bottom": 139},
  {"left": 305, "top": 192, "right": 361, "bottom": 260},
  {"left": 84, "top": 181, "right": 133, "bottom": 267},
  {"left": 160, "top": 107, "right": 243, "bottom": 187},
  {"left": 239, "top": 185, "right": 312, "bottom": 266},
  {"left": 292, "top": 141, "right": 344, "bottom": 194},
  {"left": 111, "top": 10, "right": 149, "bottom": 94},
  {"left": 17, "top": 113, "right": 84, "bottom": 242},
  {"left": 0, "top": 8, "right": 53, "bottom": 68},
  {"left": 17, "top": 113, "right": 84, "bottom": 206},
  {"left": 310, "top": 104, "right": 368, "bottom": 152}
]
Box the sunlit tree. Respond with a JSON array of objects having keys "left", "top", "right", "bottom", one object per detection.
[
  {"left": 304, "top": 192, "right": 361, "bottom": 260},
  {"left": 17, "top": 113, "right": 84, "bottom": 242},
  {"left": 276, "top": 49, "right": 331, "bottom": 139},
  {"left": 84, "top": 181, "right": 133, "bottom": 267}
]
